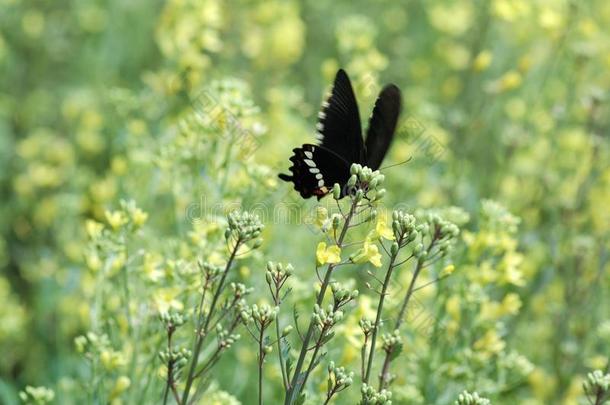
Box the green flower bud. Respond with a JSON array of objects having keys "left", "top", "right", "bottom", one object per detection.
[
  {"left": 281, "top": 325, "right": 293, "bottom": 337},
  {"left": 391, "top": 242, "right": 399, "bottom": 256},
  {"left": 333, "top": 183, "right": 341, "bottom": 199}
]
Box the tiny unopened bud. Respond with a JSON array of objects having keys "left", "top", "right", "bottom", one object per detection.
[
  {"left": 281, "top": 325, "right": 293, "bottom": 337},
  {"left": 333, "top": 183, "right": 341, "bottom": 200},
  {"left": 391, "top": 242, "right": 399, "bottom": 256}
]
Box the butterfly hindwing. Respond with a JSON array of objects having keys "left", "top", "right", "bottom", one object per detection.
[
  {"left": 364, "top": 84, "right": 401, "bottom": 170},
  {"left": 316, "top": 69, "right": 365, "bottom": 165},
  {"left": 278, "top": 144, "right": 351, "bottom": 200}
]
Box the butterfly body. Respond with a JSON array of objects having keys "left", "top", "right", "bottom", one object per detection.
[{"left": 279, "top": 69, "right": 401, "bottom": 200}]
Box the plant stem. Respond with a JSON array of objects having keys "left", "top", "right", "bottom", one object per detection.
[
  {"left": 258, "top": 323, "right": 265, "bottom": 405},
  {"left": 378, "top": 257, "right": 425, "bottom": 390},
  {"left": 162, "top": 329, "right": 173, "bottom": 405},
  {"left": 284, "top": 200, "right": 358, "bottom": 404},
  {"left": 363, "top": 237, "right": 401, "bottom": 385},
  {"left": 181, "top": 239, "right": 241, "bottom": 405},
  {"left": 276, "top": 318, "right": 289, "bottom": 390}
]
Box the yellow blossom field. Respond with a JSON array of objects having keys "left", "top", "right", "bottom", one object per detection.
[{"left": 1, "top": 0, "right": 609, "bottom": 404}]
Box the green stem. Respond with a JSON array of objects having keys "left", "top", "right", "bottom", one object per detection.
[
  {"left": 284, "top": 201, "right": 358, "bottom": 404},
  {"left": 162, "top": 330, "right": 173, "bottom": 405},
  {"left": 378, "top": 257, "right": 425, "bottom": 390},
  {"left": 258, "top": 323, "right": 265, "bottom": 405},
  {"left": 363, "top": 238, "right": 401, "bottom": 385},
  {"left": 181, "top": 239, "right": 241, "bottom": 405},
  {"left": 276, "top": 318, "right": 289, "bottom": 390}
]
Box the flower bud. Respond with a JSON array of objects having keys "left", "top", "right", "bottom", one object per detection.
[
  {"left": 281, "top": 325, "right": 293, "bottom": 337},
  {"left": 391, "top": 242, "right": 399, "bottom": 256},
  {"left": 332, "top": 183, "right": 341, "bottom": 200}
]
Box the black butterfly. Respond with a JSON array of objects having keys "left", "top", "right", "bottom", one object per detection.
[{"left": 279, "top": 69, "right": 401, "bottom": 200}]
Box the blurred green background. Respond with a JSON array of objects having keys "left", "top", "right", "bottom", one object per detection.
[{"left": 1, "top": 0, "right": 609, "bottom": 403}]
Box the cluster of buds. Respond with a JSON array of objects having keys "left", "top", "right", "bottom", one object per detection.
[
  {"left": 74, "top": 332, "right": 111, "bottom": 357},
  {"left": 159, "top": 311, "right": 187, "bottom": 332},
  {"left": 200, "top": 261, "right": 223, "bottom": 279},
  {"left": 360, "top": 319, "right": 374, "bottom": 338},
  {"left": 583, "top": 369, "right": 610, "bottom": 403},
  {"left": 265, "top": 261, "right": 293, "bottom": 304},
  {"left": 412, "top": 214, "right": 460, "bottom": 262},
  {"left": 103, "top": 199, "right": 148, "bottom": 233},
  {"left": 313, "top": 304, "right": 344, "bottom": 332},
  {"left": 159, "top": 347, "right": 191, "bottom": 370},
  {"left": 242, "top": 304, "right": 278, "bottom": 326},
  {"left": 381, "top": 330, "right": 403, "bottom": 361},
  {"left": 230, "top": 282, "right": 253, "bottom": 300},
  {"left": 360, "top": 383, "right": 392, "bottom": 405},
  {"left": 454, "top": 391, "right": 491, "bottom": 405},
  {"left": 225, "top": 211, "right": 264, "bottom": 245},
  {"left": 336, "top": 164, "right": 386, "bottom": 202},
  {"left": 326, "top": 361, "right": 355, "bottom": 399},
  {"left": 391, "top": 211, "right": 419, "bottom": 251},
  {"left": 19, "top": 386, "right": 55, "bottom": 404},
  {"left": 241, "top": 304, "right": 278, "bottom": 361},
  {"left": 216, "top": 324, "right": 241, "bottom": 350},
  {"left": 331, "top": 282, "right": 359, "bottom": 309}
]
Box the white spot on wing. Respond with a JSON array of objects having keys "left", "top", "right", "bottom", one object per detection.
[
  {"left": 315, "top": 173, "right": 323, "bottom": 179},
  {"left": 304, "top": 151, "right": 313, "bottom": 159},
  {"left": 318, "top": 179, "right": 325, "bottom": 187},
  {"left": 316, "top": 123, "right": 324, "bottom": 132},
  {"left": 304, "top": 159, "right": 316, "bottom": 167},
  {"left": 309, "top": 167, "right": 320, "bottom": 173},
  {"left": 322, "top": 101, "right": 329, "bottom": 108},
  {"left": 318, "top": 111, "right": 326, "bottom": 119}
]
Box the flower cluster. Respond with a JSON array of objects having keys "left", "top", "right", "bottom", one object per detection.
[
  {"left": 361, "top": 383, "right": 392, "bottom": 405},
  {"left": 583, "top": 369, "right": 610, "bottom": 404},
  {"left": 326, "top": 361, "right": 355, "bottom": 403},
  {"left": 455, "top": 391, "right": 491, "bottom": 405},
  {"left": 225, "top": 210, "right": 264, "bottom": 244}
]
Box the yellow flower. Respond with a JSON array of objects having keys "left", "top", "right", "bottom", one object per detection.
[
  {"left": 350, "top": 240, "right": 383, "bottom": 268},
  {"left": 496, "top": 70, "right": 522, "bottom": 92},
  {"left": 85, "top": 219, "right": 104, "bottom": 239},
  {"left": 153, "top": 288, "right": 184, "bottom": 313},
  {"left": 131, "top": 207, "right": 148, "bottom": 227},
  {"left": 316, "top": 242, "right": 341, "bottom": 266},
  {"left": 445, "top": 295, "right": 461, "bottom": 321},
  {"left": 368, "top": 218, "right": 394, "bottom": 241},
  {"left": 85, "top": 252, "right": 102, "bottom": 272},
  {"left": 473, "top": 50, "right": 492, "bottom": 72},
  {"left": 440, "top": 264, "right": 455, "bottom": 277},
  {"left": 105, "top": 210, "right": 127, "bottom": 230},
  {"left": 110, "top": 376, "right": 131, "bottom": 400},
  {"left": 500, "top": 293, "right": 522, "bottom": 315},
  {"left": 473, "top": 329, "right": 505, "bottom": 357}
]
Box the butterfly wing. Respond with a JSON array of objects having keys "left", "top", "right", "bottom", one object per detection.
[
  {"left": 278, "top": 144, "right": 351, "bottom": 200},
  {"left": 316, "top": 69, "right": 365, "bottom": 165},
  {"left": 364, "top": 84, "right": 401, "bottom": 170}
]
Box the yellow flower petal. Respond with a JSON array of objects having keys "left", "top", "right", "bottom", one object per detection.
[
  {"left": 316, "top": 242, "right": 341, "bottom": 266},
  {"left": 375, "top": 218, "right": 395, "bottom": 241},
  {"left": 350, "top": 240, "right": 383, "bottom": 267}
]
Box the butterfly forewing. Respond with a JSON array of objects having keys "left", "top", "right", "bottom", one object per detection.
[
  {"left": 364, "top": 85, "right": 401, "bottom": 170},
  {"left": 316, "top": 69, "right": 364, "bottom": 165}
]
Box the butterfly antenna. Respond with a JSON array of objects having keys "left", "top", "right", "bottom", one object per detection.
[{"left": 379, "top": 156, "right": 412, "bottom": 171}]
